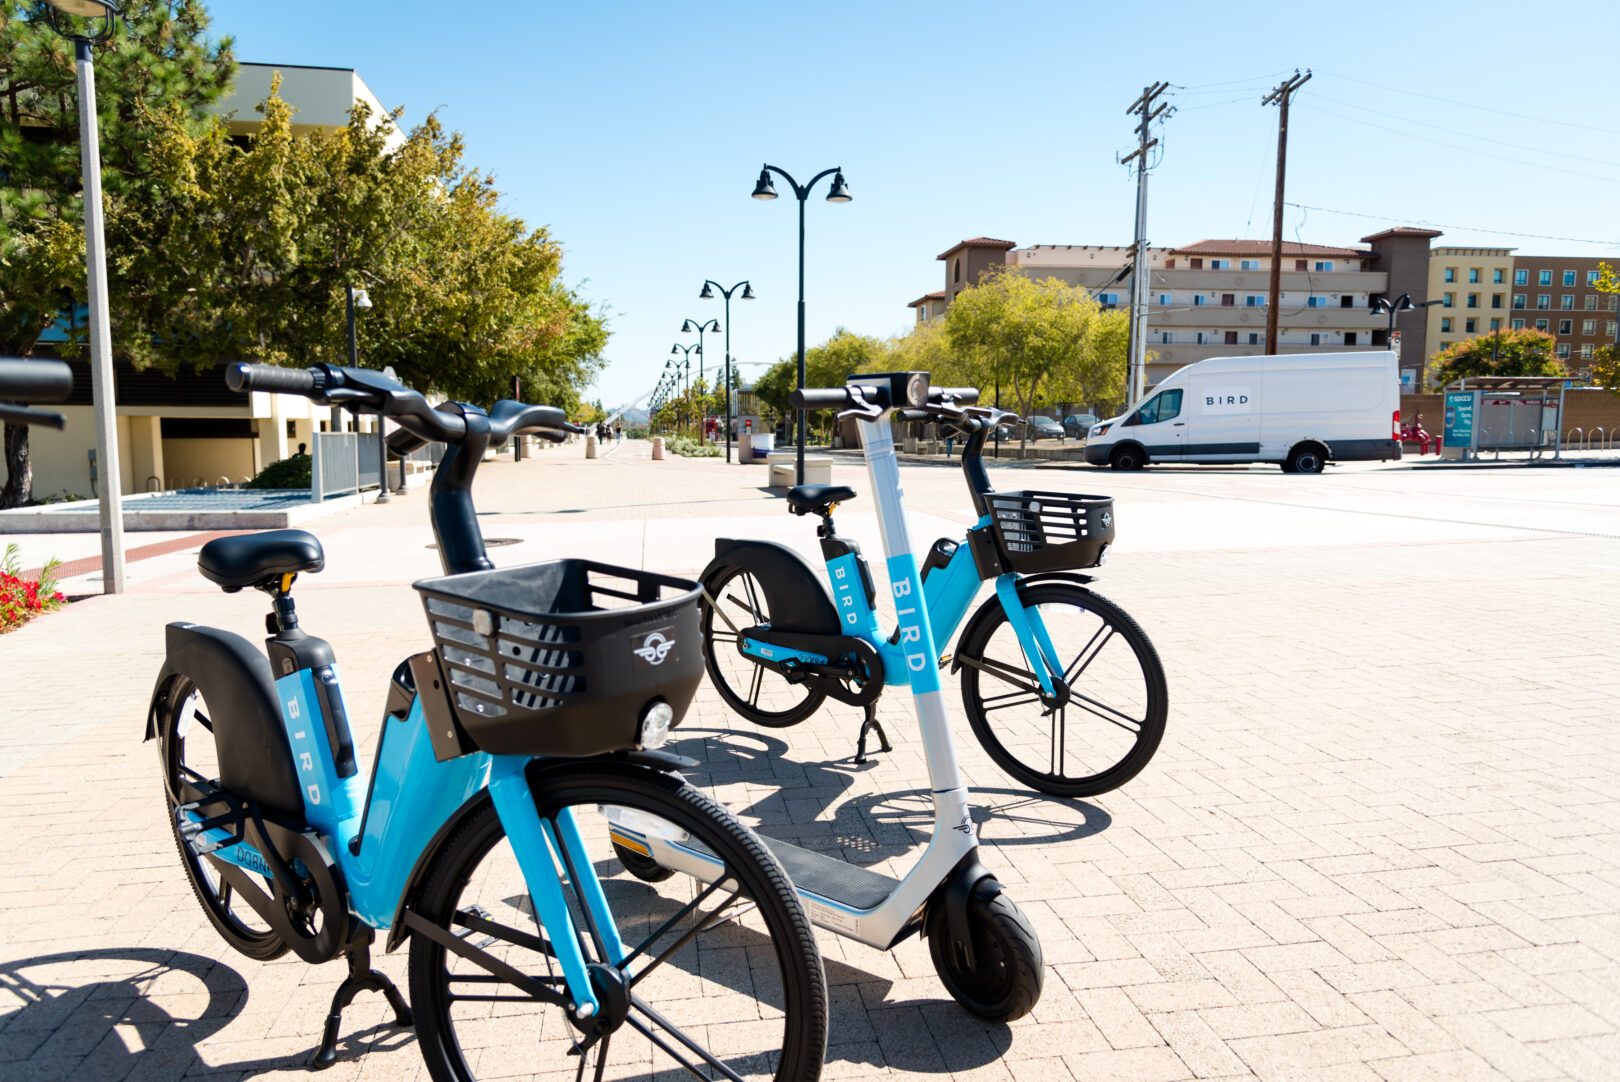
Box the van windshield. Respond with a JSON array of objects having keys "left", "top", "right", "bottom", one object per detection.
[{"left": 1131, "top": 389, "right": 1183, "bottom": 426}]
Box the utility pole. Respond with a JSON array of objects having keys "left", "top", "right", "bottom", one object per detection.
[
  {"left": 1262, "top": 70, "right": 1311, "bottom": 353},
  {"left": 1122, "top": 81, "right": 1169, "bottom": 408}
]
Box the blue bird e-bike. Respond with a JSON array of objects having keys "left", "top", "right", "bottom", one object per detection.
[{"left": 148, "top": 363, "right": 827, "bottom": 1081}]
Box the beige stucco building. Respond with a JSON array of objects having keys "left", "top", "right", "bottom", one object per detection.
[{"left": 1425, "top": 246, "right": 1516, "bottom": 361}]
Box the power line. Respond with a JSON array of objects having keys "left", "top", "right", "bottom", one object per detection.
[
  {"left": 1171, "top": 70, "right": 1297, "bottom": 92},
  {"left": 1297, "top": 101, "right": 1620, "bottom": 184},
  {"left": 1317, "top": 69, "right": 1620, "bottom": 138},
  {"left": 1284, "top": 203, "right": 1620, "bottom": 249},
  {"left": 1310, "top": 92, "right": 1620, "bottom": 170}
]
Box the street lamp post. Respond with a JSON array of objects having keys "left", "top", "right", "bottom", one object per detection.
[
  {"left": 701, "top": 280, "right": 755, "bottom": 462},
  {"left": 45, "top": 0, "right": 124, "bottom": 593},
  {"left": 1371, "top": 293, "right": 1444, "bottom": 386},
  {"left": 345, "top": 284, "right": 386, "bottom": 502},
  {"left": 752, "top": 164, "right": 851, "bottom": 486},
  {"left": 679, "top": 318, "right": 720, "bottom": 443},
  {"left": 670, "top": 344, "right": 699, "bottom": 438}
]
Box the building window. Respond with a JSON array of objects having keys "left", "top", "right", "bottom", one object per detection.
[
  {"left": 1444, "top": 267, "right": 1456, "bottom": 282},
  {"left": 1240, "top": 259, "right": 1259, "bottom": 270},
  {"left": 1581, "top": 344, "right": 1594, "bottom": 360},
  {"left": 1315, "top": 261, "right": 1334, "bottom": 272},
  {"left": 1160, "top": 331, "right": 1174, "bottom": 344},
  {"left": 1345, "top": 332, "right": 1357, "bottom": 346},
  {"left": 1535, "top": 318, "right": 1549, "bottom": 332},
  {"left": 1563, "top": 270, "right": 1576, "bottom": 286},
  {"left": 1245, "top": 295, "right": 1265, "bottom": 306},
  {"left": 1611, "top": 321, "right": 1618, "bottom": 336},
  {"left": 1512, "top": 294, "right": 1526, "bottom": 309},
  {"left": 1585, "top": 295, "right": 1598, "bottom": 310},
  {"left": 1537, "top": 295, "right": 1550, "bottom": 309},
  {"left": 954, "top": 259, "right": 961, "bottom": 284},
  {"left": 1611, "top": 296, "right": 1619, "bottom": 310},
  {"left": 1467, "top": 293, "right": 1479, "bottom": 308},
  {"left": 1583, "top": 320, "right": 1597, "bottom": 335},
  {"left": 1309, "top": 333, "right": 1323, "bottom": 345},
  {"left": 1295, "top": 259, "right": 1308, "bottom": 271},
  {"left": 1556, "top": 343, "right": 1571, "bottom": 359},
  {"left": 1493, "top": 269, "right": 1504, "bottom": 284},
  {"left": 1465, "top": 318, "right": 1477, "bottom": 333},
  {"left": 1098, "top": 293, "right": 1119, "bottom": 306},
  {"left": 1247, "top": 332, "right": 1261, "bottom": 345},
  {"left": 1158, "top": 293, "right": 1171, "bottom": 305},
  {"left": 1468, "top": 268, "right": 1480, "bottom": 283},
  {"left": 1489, "top": 319, "right": 1501, "bottom": 331},
  {"left": 1196, "top": 331, "right": 1207, "bottom": 344},
  {"left": 1514, "top": 269, "right": 1528, "bottom": 285},
  {"left": 1193, "top": 294, "right": 1204, "bottom": 306},
  {"left": 1511, "top": 319, "right": 1525, "bottom": 329},
  {"left": 1587, "top": 270, "right": 1600, "bottom": 285},
  {"left": 1561, "top": 295, "right": 1574, "bottom": 310},
  {"left": 1209, "top": 259, "right": 1228, "bottom": 270},
  {"left": 1306, "top": 296, "right": 1325, "bottom": 308},
  {"left": 1190, "top": 258, "right": 1204, "bottom": 269},
  {"left": 1441, "top": 317, "right": 1452, "bottom": 333},
  {"left": 1491, "top": 294, "right": 1503, "bottom": 309},
  {"left": 1224, "top": 331, "right": 1239, "bottom": 345},
  {"left": 1539, "top": 270, "right": 1552, "bottom": 286},
  {"left": 1222, "top": 293, "right": 1236, "bottom": 306},
  {"left": 1442, "top": 293, "right": 1455, "bottom": 308},
  {"left": 1559, "top": 319, "right": 1573, "bottom": 335},
  {"left": 1440, "top": 341, "right": 1452, "bottom": 351}
]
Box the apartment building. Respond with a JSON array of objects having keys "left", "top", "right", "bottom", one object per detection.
[
  {"left": 1504, "top": 255, "right": 1618, "bottom": 371},
  {"left": 911, "top": 236, "right": 1390, "bottom": 388}
]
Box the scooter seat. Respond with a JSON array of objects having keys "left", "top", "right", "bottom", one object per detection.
[
  {"left": 786, "top": 484, "right": 856, "bottom": 516},
  {"left": 198, "top": 529, "right": 325, "bottom": 592}
]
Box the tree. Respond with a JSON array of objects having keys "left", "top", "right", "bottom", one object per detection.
[
  {"left": 944, "top": 268, "right": 1109, "bottom": 451},
  {"left": 1, "top": 0, "right": 235, "bottom": 507},
  {"left": 1592, "top": 263, "right": 1619, "bottom": 397},
  {"left": 1427, "top": 328, "right": 1565, "bottom": 387}
]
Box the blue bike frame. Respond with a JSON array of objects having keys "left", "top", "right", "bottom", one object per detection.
[{"left": 180, "top": 666, "right": 611, "bottom": 1015}]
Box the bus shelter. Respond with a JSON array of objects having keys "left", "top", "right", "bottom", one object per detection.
[{"left": 1441, "top": 376, "right": 1570, "bottom": 461}]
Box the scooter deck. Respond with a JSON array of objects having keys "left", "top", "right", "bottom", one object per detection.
[{"left": 681, "top": 833, "right": 900, "bottom": 911}]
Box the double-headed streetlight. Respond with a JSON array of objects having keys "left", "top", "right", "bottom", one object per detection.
[
  {"left": 752, "top": 164, "right": 851, "bottom": 485},
  {"left": 664, "top": 356, "right": 690, "bottom": 434},
  {"left": 679, "top": 318, "right": 720, "bottom": 442},
  {"left": 669, "top": 343, "right": 700, "bottom": 437},
  {"left": 44, "top": 0, "right": 124, "bottom": 593},
  {"left": 1371, "top": 293, "right": 1444, "bottom": 379},
  {"left": 700, "top": 280, "right": 755, "bottom": 462}
]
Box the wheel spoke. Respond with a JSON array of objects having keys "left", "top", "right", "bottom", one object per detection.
[
  {"left": 746, "top": 663, "right": 765, "bottom": 708},
  {"left": 618, "top": 875, "right": 730, "bottom": 972},
  {"left": 958, "top": 653, "right": 1044, "bottom": 696},
  {"left": 741, "top": 574, "right": 764, "bottom": 621},
  {"left": 628, "top": 884, "right": 745, "bottom": 989},
  {"left": 1066, "top": 690, "right": 1143, "bottom": 733},
  {"left": 592, "top": 1034, "right": 612, "bottom": 1082},
  {"left": 1062, "top": 624, "right": 1111, "bottom": 684},
  {"left": 630, "top": 995, "right": 751, "bottom": 1082}
]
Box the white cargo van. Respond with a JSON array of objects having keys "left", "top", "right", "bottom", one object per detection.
[{"left": 1084, "top": 350, "right": 1402, "bottom": 473}]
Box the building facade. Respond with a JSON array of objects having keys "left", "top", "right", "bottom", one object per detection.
[{"left": 1503, "top": 255, "right": 1618, "bottom": 372}]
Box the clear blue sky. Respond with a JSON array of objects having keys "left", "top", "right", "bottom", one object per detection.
[{"left": 212, "top": 0, "right": 1620, "bottom": 409}]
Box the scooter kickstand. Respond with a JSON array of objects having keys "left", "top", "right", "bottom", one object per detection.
[
  {"left": 854, "top": 703, "right": 893, "bottom": 765},
  {"left": 311, "top": 929, "right": 414, "bottom": 1070}
]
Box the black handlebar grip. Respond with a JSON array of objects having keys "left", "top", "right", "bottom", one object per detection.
[
  {"left": 932, "top": 387, "right": 980, "bottom": 405},
  {"left": 0, "top": 358, "right": 73, "bottom": 404},
  {"left": 386, "top": 427, "right": 429, "bottom": 455},
  {"left": 225, "top": 363, "right": 318, "bottom": 395},
  {"left": 789, "top": 387, "right": 854, "bottom": 410},
  {"left": 532, "top": 428, "right": 568, "bottom": 444}
]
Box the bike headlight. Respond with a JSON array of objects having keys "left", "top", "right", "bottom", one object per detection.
[{"left": 639, "top": 700, "right": 674, "bottom": 749}]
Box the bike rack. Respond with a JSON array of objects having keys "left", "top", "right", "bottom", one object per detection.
[{"left": 1567, "top": 427, "right": 1584, "bottom": 450}]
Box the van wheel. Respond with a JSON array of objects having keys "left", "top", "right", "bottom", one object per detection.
[
  {"left": 1287, "top": 444, "right": 1326, "bottom": 474},
  {"left": 1109, "top": 445, "right": 1145, "bottom": 471}
]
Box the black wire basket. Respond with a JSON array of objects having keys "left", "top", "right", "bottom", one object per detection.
[
  {"left": 982, "top": 490, "right": 1115, "bottom": 574},
  {"left": 412, "top": 559, "right": 703, "bottom": 757}
]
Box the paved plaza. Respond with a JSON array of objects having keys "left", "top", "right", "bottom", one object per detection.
[{"left": 2, "top": 441, "right": 1618, "bottom": 1081}]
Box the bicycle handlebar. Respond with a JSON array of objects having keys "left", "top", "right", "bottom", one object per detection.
[
  {"left": 0, "top": 403, "right": 67, "bottom": 429},
  {"left": 789, "top": 382, "right": 981, "bottom": 416},
  {"left": 0, "top": 358, "right": 74, "bottom": 403},
  {"left": 224, "top": 363, "right": 318, "bottom": 397}
]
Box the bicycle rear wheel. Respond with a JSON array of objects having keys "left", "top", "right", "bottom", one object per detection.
[
  {"left": 957, "top": 583, "right": 1168, "bottom": 798},
  {"left": 409, "top": 764, "right": 828, "bottom": 1082},
  {"left": 701, "top": 564, "right": 826, "bottom": 727}
]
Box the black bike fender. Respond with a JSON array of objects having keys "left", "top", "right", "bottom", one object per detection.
[
  {"left": 923, "top": 848, "right": 1004, "bottom": 970},
  {"left": 949, "top": 575, "right": 1094, "bottom": 674},
  {"left": 704, "top": 539, "right": 840, "bottom": 634},
  {"left": 384, "top": 754, "right": 695, "bottom": 953}
]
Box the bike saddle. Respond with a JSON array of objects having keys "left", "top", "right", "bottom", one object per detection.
[
  {"left": 198, "top": 529, "right": 325, "bottom": 592},
  {"left": 786, "top": 484, "right": 856, "bottom": 516}
]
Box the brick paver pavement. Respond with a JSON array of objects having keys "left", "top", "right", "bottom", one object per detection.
[{"left": 2, "top": 441, "right": 1617, "bottom": 1081}]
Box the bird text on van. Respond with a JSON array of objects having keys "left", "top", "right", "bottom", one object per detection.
[{"left": 1202, "top": 387, "right": 1252, "bottom": 413}]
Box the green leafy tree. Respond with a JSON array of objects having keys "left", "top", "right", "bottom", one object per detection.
[
  {"left": 1428, "top": 328, "right": 1565, "bottom": 387},
  {"left": 1592, "top": 263, "right": 1620, "bottom": 396},
  {"left": 944, "top": 268, "right": 1108, "bottom": 451},
  {"left": 1, "top": 0, "right": 235, "bottom": 506}
]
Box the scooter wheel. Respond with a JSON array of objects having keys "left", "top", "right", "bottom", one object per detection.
[
  {"left": 926, "top": 891, "right": 1043, "bottom": 1022},
  {"left": 613, "top": 840, "right": 675, "bottom": 882}
]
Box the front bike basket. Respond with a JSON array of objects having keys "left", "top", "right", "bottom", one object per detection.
[
  {"left": 413, "top": 559, "right": 703, "bottom": 756},
  {"left": 977, "top": 490, "right": 1115, "bottom": 575}
]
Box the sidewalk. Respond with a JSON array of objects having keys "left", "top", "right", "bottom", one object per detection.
[{"left": 2, "top": 439, "right": 1618, "bottom": 1080}]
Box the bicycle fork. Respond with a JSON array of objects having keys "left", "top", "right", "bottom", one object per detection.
[{"left": 993, "top": 575, "right": 1068, "bottom": 700}]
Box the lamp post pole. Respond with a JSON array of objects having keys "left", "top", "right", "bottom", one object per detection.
[
  {"left": 47, "top": 1, "right": 124, "bottom": 592},
  {"left": 752, "top": 165, "right": 851, "bottom": 486},
  {"left": 701, "top": 280, "right": 754, "bottom": 463},
  {"left": 671, "top": 344, "right": 699, "bottom": 438},
  {"left": 680, "top": 318, "right": 720, "bottom": 442}
]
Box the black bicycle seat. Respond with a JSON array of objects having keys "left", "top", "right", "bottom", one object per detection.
[
  {"left": 786, "top": 484, "right": 856, "bottom": 516},
  {"left": 198, "top": 529, "right": 325, "bottom": 592}
]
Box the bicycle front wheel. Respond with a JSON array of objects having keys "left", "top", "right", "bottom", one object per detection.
[
  {"left": 409, "top": 764, "right": 828, "bottom": 1082},
  {"left": 957, "top": 583, "right": 1168, "bottom": 797}
]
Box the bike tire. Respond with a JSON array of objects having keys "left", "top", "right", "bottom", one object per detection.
[
  {"left": 925, "top": 891, "right": 1043, "bottom": 1022},
  {"left": 957, "top": 583, "right": 1168, "bottom": 798},
  {"left": 154, "top": 675, "right": 289, "bottom": 961},
  {"left": 700, "top": 564, "right": 826, "bottom": 728},
  {"left": 409, "top": 764, "right": 828, "bottom": 1082}
]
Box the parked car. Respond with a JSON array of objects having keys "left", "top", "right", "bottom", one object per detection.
[
  {"left": 1025, "top": 415, "right": 1065, "bottom": 441},
  {"left": 1062, "top": 413, "right": 1099, "bottom": 439}
]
